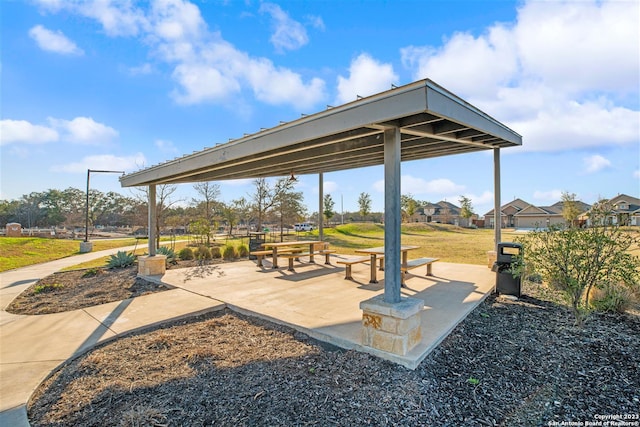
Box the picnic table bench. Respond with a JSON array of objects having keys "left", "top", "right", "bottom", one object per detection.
[
  {"left": 401, "top": 257, "right": 439, "bottom": 284},
  {"left": 337, "top": 254, "right": 385, "bottom": 280}
]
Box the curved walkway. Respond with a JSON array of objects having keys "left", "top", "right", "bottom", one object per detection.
[{"left": 0, "top": 244, "right": 224, "bottom": 427}]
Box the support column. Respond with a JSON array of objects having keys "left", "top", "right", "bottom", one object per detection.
[
  {"left": 358, "top": 126, "right": 423, "bottom": 357},
  {"left": 319, "top": 173, "right": 324, "bottom": 242},
  {"left": 148, "top": 184, "right": 157, "bottom": 256},
  {"left": 493, "top": 148, "right": 501, "bottom": 250},
  {"left": 383, "top": 127, "right": 402, "bottom": 304}
]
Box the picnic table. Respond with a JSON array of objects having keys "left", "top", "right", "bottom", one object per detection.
[
  {"left": 354, "top": 245, "right": 419, "bottom": 283},
  {"left": 261, "top": 240, "right": 326, "bottom": 269}
]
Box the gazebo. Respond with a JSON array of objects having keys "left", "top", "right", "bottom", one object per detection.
[{"left": 120, "top": 79, "right": 522, "bottom": 356}]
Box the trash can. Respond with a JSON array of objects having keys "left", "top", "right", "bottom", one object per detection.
[
  {"left": 248, "top": 232, "right": 266, "bottom": 260},
  {"left": 491, "top": 242, "right": 523, "bottom": 297}
]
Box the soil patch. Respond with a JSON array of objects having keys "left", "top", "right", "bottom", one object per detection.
[
  {"left": 28, "top": 282, "right": 640, "bottom": 426},
  {"left": 6, "top": 266, "right": 171, "bottom": 315}
]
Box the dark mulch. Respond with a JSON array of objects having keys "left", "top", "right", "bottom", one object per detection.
[
  {"left": 6, "top": 266, "right": 171, "bottom": 315},
  {"left": 28, "top": 281, "right": 640, "bottom": 426}
]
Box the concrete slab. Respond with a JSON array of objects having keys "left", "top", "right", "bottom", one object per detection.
[
  {"left": 160, "top": 259, "right": 495, "bottom": 369},
  {"left": 0, "top": 360, "right": 62, "bottom": 412}
]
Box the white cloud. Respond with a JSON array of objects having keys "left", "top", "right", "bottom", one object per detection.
[
  {"left": 0, "top": 119, "right": 59, "bottom": 145},
  {"left": 312, "top": 181, "right": 338, "bottom": 195},
  {"left": 154, "top": 139, "right": 179, "bottom": 153},
  {"left": 306, "top": 15, "right": 325, "bottom": 31},
  {"left": 533, "top": 189, "right": 563, "bottom": 202},
  {"left": 48, "top": 117, "right": 119, "bottom": 145},
  {"left": 260, "top": 3, "right": 308, "bottom": 52},
  {"left": 51, "top": 153, "right": 146, "bottom": 173},
  {"left": 401, "top": 0, "right": 640, "bottom": 153},
  {"left": 583, "top": 154, "right": 612, "bottom": 174},
  {"left": 128, "top": 63, "right": 153, "bottom": 75},
  {"left": 28, "top": 25, "right": 84, "bottom": 55},
  {"left": 373, "top": 175, "right": 465, "bottom": 195},
  {"left": 633, "top": 170, "right": 640, "bottom": 179},
  {"left": 336, "top": 53, "right": 398, "bottom": 104}
]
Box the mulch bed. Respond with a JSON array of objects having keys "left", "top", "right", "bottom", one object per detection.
[{"left": 27, "top": 281, "right": 640, "bottom": 426}]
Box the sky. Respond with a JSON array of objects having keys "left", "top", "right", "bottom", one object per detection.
[{"left": 1, "top": 0, "right": 639, "bottom": 217}]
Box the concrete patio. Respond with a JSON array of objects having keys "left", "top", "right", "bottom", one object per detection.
[{"left": 157, "top": 255, "right": 495, "bottom": 369}]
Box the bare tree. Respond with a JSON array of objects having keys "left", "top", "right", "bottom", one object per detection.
[
  {"left": 249, "top": 177, "right": 295, "bottom": 230},
  {"left": 193, "top": 182, "right": 221, "bottom": 245},
  {"left": 133, "top": 184, "right": 180, "bottom": 249}
]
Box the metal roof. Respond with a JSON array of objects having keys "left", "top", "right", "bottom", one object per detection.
[{"left": 120, "top": 79, "right": 522, "bottom": 188}]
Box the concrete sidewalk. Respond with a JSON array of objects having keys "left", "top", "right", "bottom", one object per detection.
[
  {"left": 1, "top": 249, "right": 494, "bottom": 426},
  {"left": 0, "top": 245, "right": 224, "bottom": 427}
]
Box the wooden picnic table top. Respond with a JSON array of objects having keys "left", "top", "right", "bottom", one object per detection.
[
  {"left": 262, "top": 240, "right": 323, "bottom": 248},
  {"left": 355, "top": 245, "right": 419, "bottom": 254}
]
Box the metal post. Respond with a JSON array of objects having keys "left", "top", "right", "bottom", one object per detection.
[
  {"left": 384, "top": 127, "right": 402, "bottom": 304},
  {"left": 318, "top": 173, "right": 324, "bottom": 241},
  {"left": 84, "top": 169, "right": 91, "bottom": 242},
  {"left": 148, "top": 184, "right": 157, "bottom": 256},
  {"left": 494, "top": 148, "right": 501, "bottom": 250}
]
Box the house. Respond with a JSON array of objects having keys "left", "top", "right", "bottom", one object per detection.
[
  {"left": 411, "top": 200, "right": 476, "bottom": 227},
  {"left": 483, "top": 198, "right": 591, "bottom": 229},
  {"left": 584, "top": 194, "right": 640, "bottom": 226}
]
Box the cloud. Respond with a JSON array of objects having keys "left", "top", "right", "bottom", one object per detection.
[
  {"left": 401, "top": 0, "right": 640, "bottom": 153},
  {"left": 51, "top": 153, "right": 147, "bottom": 173},
  {"left": 312, "top": 180, "right": 338, "bottom": 195},
  {"left": 336, "top": 54, "right": 398, "bottom": 104},
  {"left": 28, "top": 25, "right": 84, "bottom": 55},
  {"left": 36, "top": 0, "right": 326, "bottom": 110},
  {"left": 260, "top": 3, "right": 308, "bottom": 52},
  {"left": 533, "top": 189, "right": 563, "bottom": 202},
  {"left": 583, "top": 154, "right": 612, "bottom": 173},
  {"left": 154, "top": 139, "right": 179, "bottom": 153},
  {"left": 0, "top": 119, "right": 59, "bottom": 145},
  {"left": 373, "top": 175, "right": 465, "bottom": 195},
  {"left": 306, "top": 15, "right": 325, "bottom": 31},
  {"left": 128, "top": 63, "right": 153, "bottom": 75},
  {"left": 633, "top": 170, "right": 640, "bottom": 179},
  {"left": 48, "top": 117, "right": 119, "bottom": 145}
]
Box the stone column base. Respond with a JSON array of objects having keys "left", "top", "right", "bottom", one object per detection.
[
  {"left": 359, "top": 295, "right": 423, "bottom": 356},
  {"left": 138, "top": 255, "right": 166, "bottom": 276},
  {"left": 79, "top": 241, "right": 93, "bottom": 253}
]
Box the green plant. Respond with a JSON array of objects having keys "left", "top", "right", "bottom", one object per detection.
[
  {"left": 34, "top": 283, "right": 64, "bottom": 294},
  {"left": 194, "top": 246, "right": 211, "bottom": 260},
  {"left": 156, "top": 246, "right": 177, "bottom": 265},
  {"left": 211, "top": 246, "right": 222, "bottom": 259},
  {"left": 237, "top": 244, "right": 249, "bottom": 258},
  {"left": 222, "top": 245, "right": 237, "bottom": 260},
  {"left": 516, "top": 223, "right": 640, "bottom": 326},
  {"left": 106, "top": 251, "right": 136, "bottom": 269},
  {"left": 467, "top": 377, "right": 480, "bottom": 386},
  {"left": 590, "top": 284, "right": 634, "bottom": 313},
  {"left": 178, "top": 247, "right": 194, "bottom": 261},
  {"left": 81, "top": 267, "right": 104, "bottom": 278}
]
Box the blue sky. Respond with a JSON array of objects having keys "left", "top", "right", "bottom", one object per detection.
[{"left": 1, "top": 0, "right": 638, "bottom": 216}]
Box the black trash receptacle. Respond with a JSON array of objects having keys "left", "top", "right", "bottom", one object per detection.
[
  {"left": 248, "top": 232, "right": 266, "bottom": 260},
  {"left": 493, "top": 242, "right": 523, "bottom": 297}
]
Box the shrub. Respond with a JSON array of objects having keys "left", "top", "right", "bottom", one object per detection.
[
  {"left": 194, "top": 246, "right": 211, "bottom": 260},
  {"left": 178, "top": 247, "right": 194, "bottom": 261},
  {"left": 590, "top": 284, "right": 634, "bottom": 313},
  {"left": 106, "top": 251, "right": 136, "bottom": 269},
  {"left": 237, "top": 244, "right": 249, "bottom": 258},
  {"left": 81, "top": 267, "right": 103, "bottom": 278},
  {"left": 156, "top": 246, "right": 177, "bottom": 264},
  {"left": 211, "top": 246, "right": 222, "bottom": 259},
  {"left": 222, "top": 245, "right": 237, "bottom": 260},
  {"left": 34, "top": 283, "right": 64, "bottom": 294}
]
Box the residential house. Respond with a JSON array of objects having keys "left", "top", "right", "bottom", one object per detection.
[
  {"left": 411, "top": 200, "right": 476, "bottom": 227},
  {"left": 483, "top": 198, "right": 591, "bottom": 229},
  {"left": 584, "top": 194, "right": 640, "bottom": 226}
]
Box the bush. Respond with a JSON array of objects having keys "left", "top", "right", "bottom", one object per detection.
[
  {"left": 237, "top": 244, "right": 249, "bottom": 258},
  {"left": 106, "top": 251, "right": 136, "bottom": 269},
  {"left": 81, "top": 267, "right": 103, "bottom": 278},
  {"left": 194, "top": 246, "right": 211, "bottom": 260},
  {"left": 178, "top": 247, "right": 194, "bottom": 261},
  {"left": 211, "top": 246, "right": 222, "bottom": 259},
  {"left": 156, "top": 246, "right": 177, "bottom": 264},
  {"left": 222, "top": 245, "right": 237, "bottom": 260},
  {"left": 34, "top": 283, "right": 64, "bottom": 294},
  {"left": 590, "top": 284, "right": 634, "bottom": 313}
]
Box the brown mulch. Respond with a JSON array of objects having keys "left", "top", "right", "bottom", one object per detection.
[{"left": 27, "top": 281, "right": 640, "bottom": 426}]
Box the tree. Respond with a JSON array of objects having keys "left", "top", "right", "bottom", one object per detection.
[
  {"left": 323, "top": 194, "right": 335, "bottom": 224},
  {"left": 133, "top": 184, "right": 180, "bottom": 249},
  {"left": 249, "top": 177, "right": 295, "bottom": 230},
  {"left": 273, "top": 178, "right": 306, "bottom": 241},
  {"left": 401, "top": 194, "right": 418, "bottom": 222},
  {"left": 516, "top": 223, "right": 640, "bottom": 326},
  {"left": 459, "top": 195, "right": 474, "bottom": 226},
  {"left": 561, "top": 191, "right": 581, "bottom": 227},
  {"left": 358, "top": 192, "right": 371, "bottom": 221},
  {"left": 193, "top": 182, "right": 221, "bottom": 245}
]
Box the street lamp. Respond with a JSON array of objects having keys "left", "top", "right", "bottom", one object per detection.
[{"left": 81, "top": 169, "right": 124, "bottom": 252}]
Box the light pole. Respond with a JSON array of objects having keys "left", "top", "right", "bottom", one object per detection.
[{"left": 81, "top": 169, "right": 124, "bottom": 253}]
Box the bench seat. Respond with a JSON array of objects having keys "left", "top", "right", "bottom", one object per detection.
[
  {"left": 316, "top": 249, "right": 336, "bottom": 265},
  {"left": 336, "top": 255, "right": 385, "bottom": 280},
  {"left": 278, "top": 252, "right": 312, "bottom": 271},
  {"left": 249, "top": 250, "right": 273, "bottom": 267},
  {"left": 401, "top": 257, "right": 439, "bottom": 284}
]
